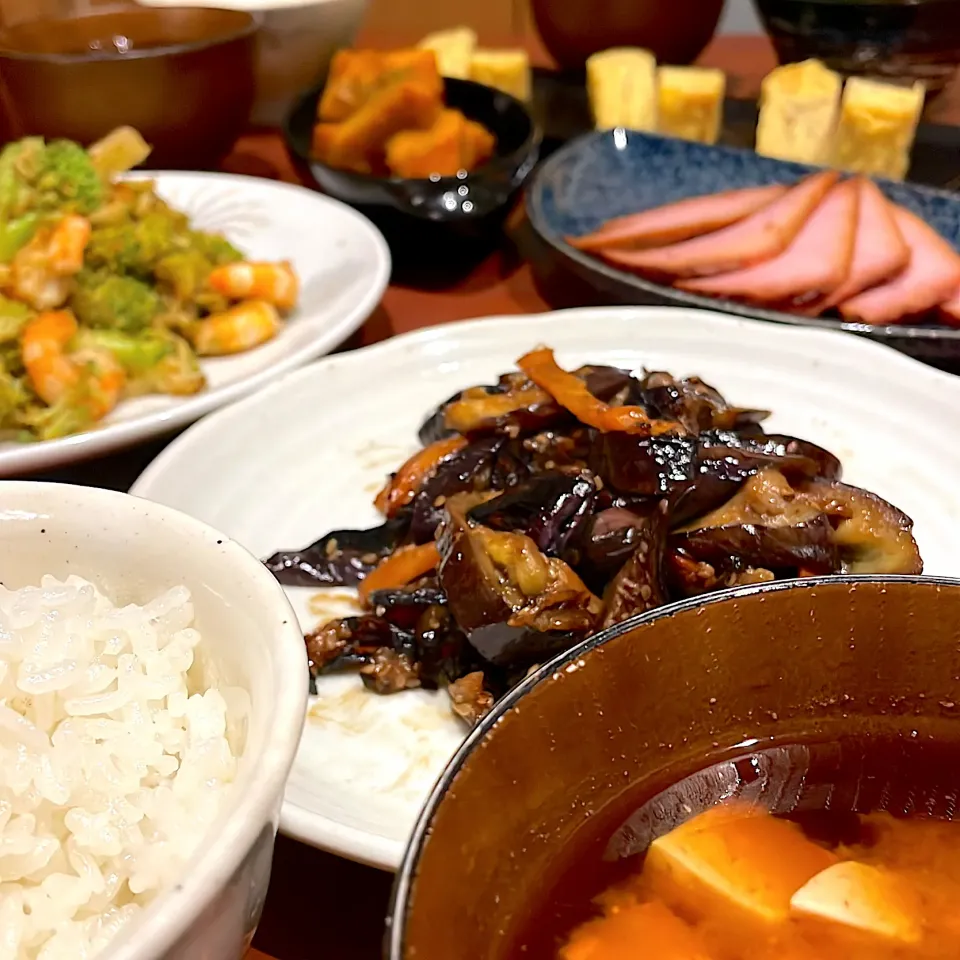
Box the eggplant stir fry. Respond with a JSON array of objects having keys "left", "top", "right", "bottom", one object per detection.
[{"left": 266, "top": 347, "right": 922, "bottom": 726}]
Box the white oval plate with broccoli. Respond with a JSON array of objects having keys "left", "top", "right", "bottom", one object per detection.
[{"left": 0, "top": 169, "right": 390, "bottom": 476}]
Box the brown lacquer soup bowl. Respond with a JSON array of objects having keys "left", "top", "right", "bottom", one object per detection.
[{"left": 387, "top": 575, "right": 960, "bottom": 960}]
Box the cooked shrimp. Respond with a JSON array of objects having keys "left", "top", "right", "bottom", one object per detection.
[
  {"left": 22, "top": 311, "right": 125, "bottom": 419},
  {"left": 207, "top": 261, "right": 299, "bottom": 312},
  {"left": 47, "top": 215, "right": 92, "bottom": 276},
  {"left": 6, "top": 216, "right": 91, "bottom": 311},
  {"left": 9, "top": 235, "right": 71, "bottom": 311},
  {"left": 190, "top": 300, "right": 281, "bottom": 356}
]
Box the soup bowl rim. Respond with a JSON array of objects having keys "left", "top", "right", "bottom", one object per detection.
[{"left": 0, "top": 7, "right": 260, "bottom": 64}]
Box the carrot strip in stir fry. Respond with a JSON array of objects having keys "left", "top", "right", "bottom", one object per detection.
[
  {"left": 517, "top": 347, "right": 679, "bottom": 435},
  {"left": 443, "top": 386, "right": 553, "bottom": 435},
  {"left": 374, "top": 435, "right": 468, "bottom": 516},
  {"left": 358, "top": 542, "right": 441, "bottom": 601}
]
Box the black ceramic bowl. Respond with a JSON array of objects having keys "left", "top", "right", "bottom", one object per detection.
[
  {"left": 752, "top": 0, "right": 960, "bottom": 93},
  {"left": 284, "top": 78, "right": 540, "bottom": 270}
]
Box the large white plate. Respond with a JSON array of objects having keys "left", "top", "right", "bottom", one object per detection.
[
  {"left": 131, "top": 306, "right": 960, "bottom": 869},
  {"left": 0, "top": 171, "right": 390, "bottom": 476}
]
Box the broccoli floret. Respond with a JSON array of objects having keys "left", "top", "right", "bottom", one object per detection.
[
  {"left": 71, "top": 272, "right": 160, "bottom": 333},
  {"left": 86, "top": 211, "right": 179, "bottom": 278},
  {"left": 0, "top": 138, "right": 104, "bottom": 220},
  {"left": 32, "top": 140, "right": 104, "bottom": 216},
  {"left": 73, "top": 328, "right": 171, "bottom": 375},
  {"left": 190, "top": 231, "right": 242, "bottom": 266}
]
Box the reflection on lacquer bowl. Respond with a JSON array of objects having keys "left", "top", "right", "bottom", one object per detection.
[
  {"left": 0, "top": 481, "right": 306, "bottom": 960},
  {"left": 389, "top": 575, "right": 960, "bottom": 959}
]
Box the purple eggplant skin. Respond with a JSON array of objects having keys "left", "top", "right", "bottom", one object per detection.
[
  {"left": 589, "top": 430, "right": 841, "bottom": 530},
  {"left": 638, "top": 372, "right": 770, "bottom": 433},
  {"left": 575, "top": 501, "right": 657, "bottom": 594},
  {"left": 408, "top": 436, "right": 530, "bottom": 544},
  {"left": 465, "top": 622, "right": 584, "bottom": 670},
  {"left": 437, "top": 505, "right": 597, "bottom": 672},
  {"left": 366, "top": 585, "right": 447, "bottom": 631},
  {"left": 467, "top": 471, "right": 598, "bottom": 557},
  {"left": 600, "top": 500, "right": 670, "bottom": 628},
  {"left": 264, "top": 511, "right": 411, "bottom": 587},
  {"left": 670, "top": 515, "right": 841, "bottom": 576}
]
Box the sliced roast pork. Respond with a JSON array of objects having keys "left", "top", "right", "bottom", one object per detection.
[
  {"left": 566, "top": 184, "right": 790, "bottom": 253},
  {"left": 601, "top": 170, "right": 838, "bottom": 279},
  {"left": 939, "top": 286, "right": 960, "bottom": 326},
  {"left": 839, "top": 206, "right": 960, "bottom": 325},
  {"left": 802, "top": 179, "right": 909, "bottom": 316},
  {"left": 675, "top": 178, "right": 858, "bottom": 304}
]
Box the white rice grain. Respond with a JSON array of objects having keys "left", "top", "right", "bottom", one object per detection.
[{"left": 0, "top": 576, "right": 237, "bottom": 960}]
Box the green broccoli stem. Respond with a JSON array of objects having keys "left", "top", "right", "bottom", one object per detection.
[
  {"left": 74, "top": 329, "right": 171, "bottom": 374},
  {"left": 0, "top": 143, "right": 22, "bottom": 222},
  {"left": 0, "top": 214, "right": 39, "bottom": 262}
]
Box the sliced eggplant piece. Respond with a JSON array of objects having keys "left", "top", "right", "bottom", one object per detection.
[
  {"left": 676, "top": 468, "right": 921, "bottom": 575},
  {"left": 640, "top": 371, "right": 770, "bottom": 433},
  {"left": 265, "top": 512, "right": 411, "bottom": 587},
  {"left": 408, "top": 436, "right": 519, "bottom": 544},
  {"left": 467, "top": 471, "right": 598, "bottom": 557},
  {"left": 601, "top": 500, "right": 670, "bottom": 628},
  {"left": 671, "top": 515, "right": 840, "bottom": 575},
  {"left": 438, "top": 502, "right": 602, "bottom": 670}
]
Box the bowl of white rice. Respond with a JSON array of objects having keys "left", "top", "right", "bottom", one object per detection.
[{"left": 0, "top": 480, "right": 307, "bottom": 960}]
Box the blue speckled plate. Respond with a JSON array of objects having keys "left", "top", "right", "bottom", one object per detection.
[{"left": 526, "top": 130, "right": 960, "bottom": 369}]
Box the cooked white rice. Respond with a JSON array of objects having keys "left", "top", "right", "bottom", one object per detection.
[{"left": 0, "top": 575, "right": 237, "bottom": 960}]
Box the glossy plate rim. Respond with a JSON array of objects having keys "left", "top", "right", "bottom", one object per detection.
[
  {"left": 526, "top": 130, "right": 960, "bottom": 346},
  {"left": 0, "top": 170, "right": 391, "bottom": 477},
  {"left": 130, "top": 305, "right": 960, "bottom": 869}
]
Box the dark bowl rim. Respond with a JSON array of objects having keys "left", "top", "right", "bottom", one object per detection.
[
  {"left": 283, "top": 76, "right": 543, "bottom": 188},
  {"left": 526, "top": 129, "right": 960, "bottom": 345},
  {"left": 0, "top": 7, "right": 260, "bottom": 63},
  {"left": 386, "top": 571, "right": 960, "bottom": 959}
]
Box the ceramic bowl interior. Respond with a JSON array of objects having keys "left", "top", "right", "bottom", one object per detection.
[
  {"left": 284, "top": 77, "right": 540, "bottom": 253},
  {"left": 389, "top": 575, "right": 960, "bottom": 960},
  {"left": 0, "top": 5, "right": 258, "bottom": 169},
  {"left": 0, "top": 481, "right": 307, "bottom": 960},
  {"left": 751, "top": 0, "right": 960, "bottom": 92}
]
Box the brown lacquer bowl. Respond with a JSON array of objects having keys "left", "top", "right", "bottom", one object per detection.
[
  {"left": 0, "top": 6, "right": 257, "bottom": 169},
  {"left": 388, "top": 575, "right": 960, "bottom": 960},
  {"left": 531, "top": 0, "right": 725, "bottom": 70}
]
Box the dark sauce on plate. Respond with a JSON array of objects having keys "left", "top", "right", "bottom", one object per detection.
[{"left": 507, "top": 734, "right": 960, "bottom": 958}]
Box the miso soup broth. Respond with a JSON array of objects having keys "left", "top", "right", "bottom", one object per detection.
[{"left": 508, "top": 737, "right": 960, "bottom": 959}]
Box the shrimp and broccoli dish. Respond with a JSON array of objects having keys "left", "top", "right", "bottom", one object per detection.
[{"left": 0, "top": 126, "right": 300, "bottom": 442}]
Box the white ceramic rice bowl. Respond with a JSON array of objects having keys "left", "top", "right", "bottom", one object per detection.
[{"left": 0, "top": 481, "right": 308, "bottom": 960}]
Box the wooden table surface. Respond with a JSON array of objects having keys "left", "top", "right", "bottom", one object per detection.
[{"left": 38, "top": 28, "right": 960, "bottom": 960}]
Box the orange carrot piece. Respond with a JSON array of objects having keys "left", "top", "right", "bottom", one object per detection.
[
  {"left": 374, "top": 435, "right": 468, "bottom": 516},
  {"left": 359, "top": 542, "right": 441, "bottom": 601},
  {"left": 517, "top": 347, "right": 678, "bottom": 435}
]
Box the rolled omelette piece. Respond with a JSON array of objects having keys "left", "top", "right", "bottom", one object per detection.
[
  {"left": 832, "top": 76, "right": 925, "bottom": 181},
  {"left": 657, "top": 65, "right": 726, "bottom": 145},
  {"left": 418, "top": 26, "right": 477, "bottom": 80},
  {"left": 756, "top": 58, "right": 841, "bottom": 165},
  {"left": 586, "top": 47, "right": 658, "bottom": 132}
]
